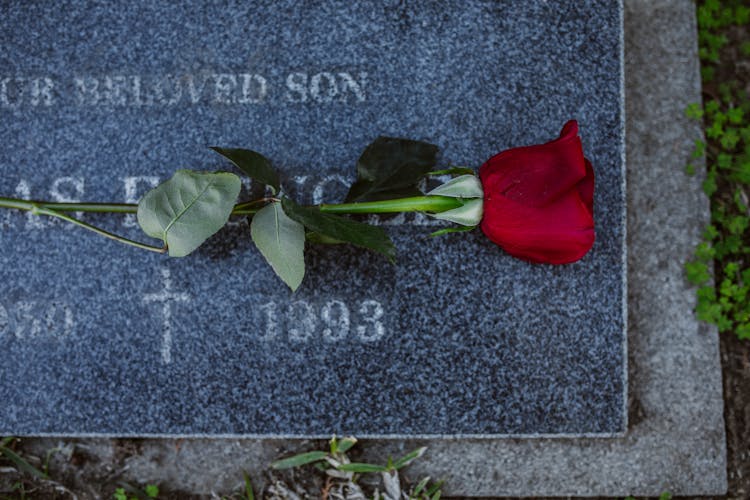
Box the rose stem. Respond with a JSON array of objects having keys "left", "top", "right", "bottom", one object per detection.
[
  {"left": 0, "top": 194, "right": 463, "bottom": 252},
  {"left": 0, "top": 195, "right": 463, "bottom": 217},
  {"left": 0, "top": 198, "right": 166, "bottom": 253}
]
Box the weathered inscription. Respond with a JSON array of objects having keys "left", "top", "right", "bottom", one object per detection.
[
  {"left": 259, "top": 299, "right": 385, "bottom": 343},
  {"left": 0, "top": 71, "right": 367, "bottom": 108},
  {"left": 0, "top": 300, "right": 74, "bottom": 340},
  {"left": 2, "top": 175, "right": 444, "bottom": 228}
]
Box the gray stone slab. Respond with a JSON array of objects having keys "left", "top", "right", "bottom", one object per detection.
[{"left": 0, "top": 1, "right": 626, "bottom": 436}]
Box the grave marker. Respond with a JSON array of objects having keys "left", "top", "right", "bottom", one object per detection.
[{"left": 0, "top": 0, "right": 625, "bottom": 436}]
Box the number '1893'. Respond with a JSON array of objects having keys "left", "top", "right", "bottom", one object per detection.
[{"left": 259, "top": 299, "right": 385, "bottom": 342}]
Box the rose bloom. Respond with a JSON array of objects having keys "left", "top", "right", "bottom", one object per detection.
[{"left": 479, "top": 120, "right": 595, "bottom": 264}]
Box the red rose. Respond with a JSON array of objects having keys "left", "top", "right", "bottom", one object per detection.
[{"left": 479, "top": 120, "right": 595, "bottom": 264}]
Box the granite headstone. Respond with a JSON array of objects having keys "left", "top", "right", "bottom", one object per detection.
[{"left": 0, "top": 0, "right": 625, "bottom": 436}]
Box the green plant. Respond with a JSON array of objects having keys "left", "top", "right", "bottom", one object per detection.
[
  {"left": 686, "top": 0, "right": 750, "bottom": 339},
  {"left": 624, "top": 492, "right": 671, "bottom": 500},
  {"left": 0, "top": 437, "right": 47, "bottom": 481},
  {"left": 0, "top": 138, "right": 486, "bottom": 292},
  {"left": 270, "top": 436, "right": 443, "bottom": 499},
  {"left": 113, "top": 483, "right": 159, "bottom": 500},
  {"left": 0, "top": 437, "right": 70, "bottom": 500}
]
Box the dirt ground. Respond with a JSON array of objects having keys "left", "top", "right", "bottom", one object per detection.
[{"left": 718, "top": 334, "right": 750, "bottom": 500}]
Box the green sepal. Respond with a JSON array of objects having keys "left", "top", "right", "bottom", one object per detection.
[
  {"left": 426, "top": 174, "right": 483, "bottom": 199},
  {"left": 282, "top": 198, "right": 396, "bottom": 262},
  {"left": 210, "top": 147, "right": 280, "bottom": 195},
  {"left": 345, "top": 136, "right": 438, "bottom": 202},
  {"left": 430, "top": 225, "right": 476, "bottom": 237},
  {"left": 429, "top": 198, "right": 483, "bottom": 226},
  {"left": 425, "top": 167, "right": 475, "bottom": 177}
]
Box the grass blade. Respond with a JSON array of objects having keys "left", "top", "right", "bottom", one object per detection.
[
  {"left": 271, "top": 451, "right": 328, "bottom": 470},
  {"left": 0, "top": 446, "right": 47, "bottom": 479},
  {"left": 336, "top": 462, "right": 388, "bottom": 473},
  {"left": 393, "top": 446, "right": 427, "bottom": 470},
  {"left": 243, "top": 472, "right": 255, "bottom": 500}
]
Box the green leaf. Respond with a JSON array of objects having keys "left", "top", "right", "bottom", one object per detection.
[
  {"left": 137, "top": 170, "right": 241, "bottom": 257},
  {"left": 306, "top": 232, "right": 346, "bottom": 245},
  {"left": 336, "top": 462, "right": 388, "bottom": 473},
  {"left": 336, "top": 436, "right": 357, "bottom": 453},
  {"left": 145, "top": 484, "right": 159, "bottom": 498},
  {"left": 243, "top": 472, "right": 255, "bottom": 500},
  {"left": 430, "top": 226, "right": 476, "bottom": 237},
  {"left": 426, "top": 480, "right": 444, "bottom": 497},
  {"left": 686, "top": 260, "right": 711, "bottom": 285},
  {"left": 210, "top": 147, "right": 280, "bottom": 194},
  {"left": 345, "top": 136, "right": 438, "bottom": 202},
  {"left": 393, "top": 446, "right": 427, "bottom": 470},
  {"left": 685, "top": 103, "right": 704, "bottom": 120},
  {"left": 412, "top": 477, "right": 431, "bottom": 495},
  {"left": 271, "top": 451, "right": 328, "bottom": 470},
  {"left": 281, "top": 198, "right": 395, "bottom": 261},
  {"left": 703, "top": 170, "right": 717, "bottom": 196},
  {"left": 0, "top": 444, "right": 47, "bottom": 480},
  {"left": 251, "top": 201, "right": 306, "bottom": 291}
]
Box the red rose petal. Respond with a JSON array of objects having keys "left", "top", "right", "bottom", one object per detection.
[
  {"left": 481, "top": 190, "right": 595, "bottom": 264},
  {"left": 479, "top": 120, "right": 596, "bottom": 264},
  {"left": 479, "top": 120, "right": 587, "bottom": 208}
]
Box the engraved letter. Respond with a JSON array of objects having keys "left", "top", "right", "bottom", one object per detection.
[
  {"left": 155, "top": 74, "right": 182, "bottom": 105},
  {"left": 0, "top": 303, "right": 8, "bottom": 339},
  {"left": 310, "top": 72, "right": 338, "bottom": 103},
  {"left": 31, "top": 77, "right": 55, "bottom": 106},
  {"left": 356, "top": 299, "right": 385, "bottom": 342},
  {"left": 238, "top": 74, "right": 267, "bottom": 104},
  {"left": 51, "top": 177, "right": 86, "bottom": 224},
  {"left": 186, "top": 74, "right": 210, "bottom": 104},
  {"left": 214, "top": 73, "right": 237, "bottom": 104},
  {"left": 74, "top": 77, "right": 100, "bottom": 105},
  {"left": 0, "top": 77, "right": 23, "bottom": 108},
  {"left": 312, "top": 175, "right": 350, "bottom": 205},
  {"left": 285, "top": 72, "right": 307, "bottom": 102},
  {"left": 321, "top": 300, "right": 350, "bottom": 342},
  {"left": 15, "top": 180, "right": 45, "bottom": 229},
  {"left": 338, "top": 72, "right": 366, "bottom": 102},
  {"left": 104, "top": 76, "right": 129, "bottom": 105},
  {"left": 131, "top": 76, "right": 154, "bottom": 106},
  {"left": 288, "top": 300, "right": 315, "bottom": 341},
  {"left": 259, "top": 302, "right": 278, "bottom": 341},
  {"left": 122, "top": 176, "right": 160, "bottom": 227},
  {"left": 50, "top": 177, "right": 85, "bottom": 203}
]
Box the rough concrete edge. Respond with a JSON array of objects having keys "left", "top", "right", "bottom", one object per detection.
[
  {"left": 356, "top": 0, "right": 728, "bottom": 496},
  {"left": 619, "top": 0, "right": 631, "bottom": 437}
]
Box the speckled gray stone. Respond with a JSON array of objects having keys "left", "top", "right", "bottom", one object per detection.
[{"left": 0, "top": 0, "right": 626, "bottom": 436}]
